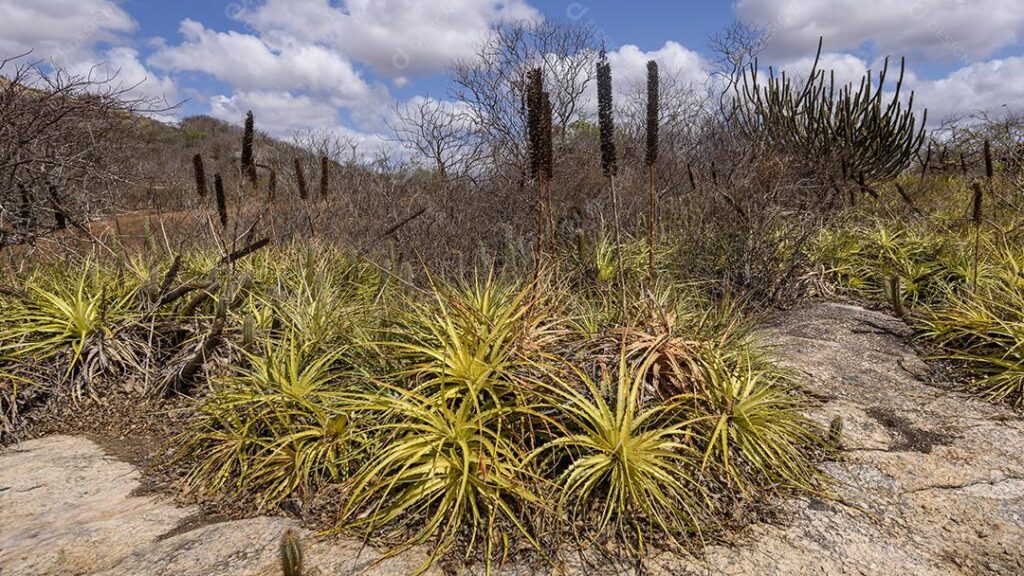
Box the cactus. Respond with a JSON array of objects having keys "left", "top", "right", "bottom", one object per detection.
[
  {"left": 828, "top": 415, "right": 843, "bottom": 447},
  {"left": 280, "top": 529, "right": 304, "bottom": 576},
  {"left": 738, "top": 38, "right": 926, "bottom": 186},
  {"left": 885, "top": 275, "right": 905, "bottom": 318}
]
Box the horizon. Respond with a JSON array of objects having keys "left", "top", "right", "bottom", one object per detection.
[{"left": 2, "top": 0, "right": 1022, "bottom": 154}]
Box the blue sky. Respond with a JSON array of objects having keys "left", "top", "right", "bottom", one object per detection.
[{"left": 2, "top": 0, "right": 1023, "bottom": 154}]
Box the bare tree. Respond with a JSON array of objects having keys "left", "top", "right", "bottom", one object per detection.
[
  {"left": 449, "top": 19, "right": 599, "bottom": 181},
  {"left": 0, "top": 53, "right": 175, "bottom": 247},
  {"left": 389, "top": 98, "right": 484, "bottom": 185},
  {"left": 708, "top": 22, "right": 767, "bottom": 118}
]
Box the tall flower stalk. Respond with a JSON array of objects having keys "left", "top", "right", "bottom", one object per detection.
[
  {"left": 597, "top": 48, "right": 625, "bottom": 319},
  {"left": 241, "top": 111, "right": 257, "bottom": 187},
  {"left": 526, "top": 68, "right": 548, "bottom": 274},
  {"left": 645, "top": 60, "right": 659, "bottom": 286}
]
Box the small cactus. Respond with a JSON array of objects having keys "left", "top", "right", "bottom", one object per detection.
[
  {"left": 828, "top": 415, "right": 843, "bottom": 447},
  {"left": 885, "top": 275, "right": 905, "bottom": 318},
  {"left": 280, "top": 529, "right": 303, "bottom": 576}
]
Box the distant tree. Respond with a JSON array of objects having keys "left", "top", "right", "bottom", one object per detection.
[{"left": 0, "top": 53, "right": 175, "bottom": 247}]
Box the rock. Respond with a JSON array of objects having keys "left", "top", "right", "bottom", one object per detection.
[
  {"left": 1, "top": 303, "right": 1021, "bottom": 575},
  {"left": 0, "top": 437, "right": 440, "bottom": 576}
]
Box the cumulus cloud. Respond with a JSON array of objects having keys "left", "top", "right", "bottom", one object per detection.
[
  {"left": 573, "top": 41, "right": 710, "bottom": 116},
  {"left": 736, "top": 0, "right": 1024, "bottom": 64},
  {"left": 608, "top": 41, "right": 710, "bottom": 93},
  {"left": 209, "top": 90, "right": 391, "bottom": 157},
  {"left": 775, "top": 52, "right": 871, "bottom": 86},
  {"left": 0, "top": 1, "right": 177, "bottom": 116},
  {"left": 75, "top": 47, "right": 179, "bottom": 104},
  {"left": 908, "top": 56, "right": 1024, "bottom": 121},
  {"left": 235, "top": 0, "right": 541, "bottom": 78},
  {"left": 0, "top": 0, "right": 136, "bottom": 63},
  {"left": 210, "top": 91, "right": 342, "bottom": 134},
  {"left": 149, "top": 20, "right": 387, "bottom": 112}
]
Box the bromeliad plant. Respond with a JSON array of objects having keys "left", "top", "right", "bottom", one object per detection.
[
  {"left": 0, "top": 262, "right": 142, "bottom": 402},
  {"left": 811, "top": 202, "right": 1024, "bottom": 406},
  {"left": 177, "top": 332, "right": 355, "bottom": 505},
  {"left": 693, "top": 350, "right": 820, "bottom": 491},
  {"left": 529, "top": 352, "right": 711, "bottom": 552},
  {"left": 339, "top": 381, "right": 542, "bottom": 572},
  {"left": 386, "top": 272, "right": 559, "bottom": 406},
  {"left": 917, "top": 282, "right": 1024, "bottom": 406}
]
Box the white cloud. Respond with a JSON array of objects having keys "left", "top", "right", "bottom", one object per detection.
[
  {"left": 82, "top": 47, "right": 178, "bottom": 104},
  {"left": 776, "top": 52, "right": 870, "bottom": 86},
  {"left": 736, "top": 0, "right": 1024, "bottom": 64},
  {"left": 210, "top": 91, "right": 342, "bottom": 135},
  {"left": 149, "top": 20, "right": 387, "bottom": 112},
  {"left": 235, "top": 0, "right": 542, "bottom": 77},
  {"left": 0, "top": 0, "right": 136, "bottom": 63},
  {"left": 608, "top": 41, "right": 710, "bottom": 93},
  {"left": 573, "top": 41, "right": 710, "bottom": 116},
  {"left": 908, "top": 56, "right": 1024, "bottom": 121},
  {"left": 209, "top": 90, "right": 391, "bottom": 158},
  {"left": 0, "top": 2, "right": 177, "bottom": 117}
]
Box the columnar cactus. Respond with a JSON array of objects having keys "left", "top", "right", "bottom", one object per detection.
[{"left": 739, "top": 39, "right": 926, "bottom": 184}]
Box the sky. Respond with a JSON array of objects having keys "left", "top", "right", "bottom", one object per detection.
[{"left": 2, "top": 0, "right": 1023, "bottom": 156}]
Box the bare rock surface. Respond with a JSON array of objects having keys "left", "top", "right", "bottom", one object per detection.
[
  {"left": 1, "top": 303, "right": 1022, "bottom": 575},
  {"left": 0, "top": 437, "right": 440, "bottom": 576}
]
